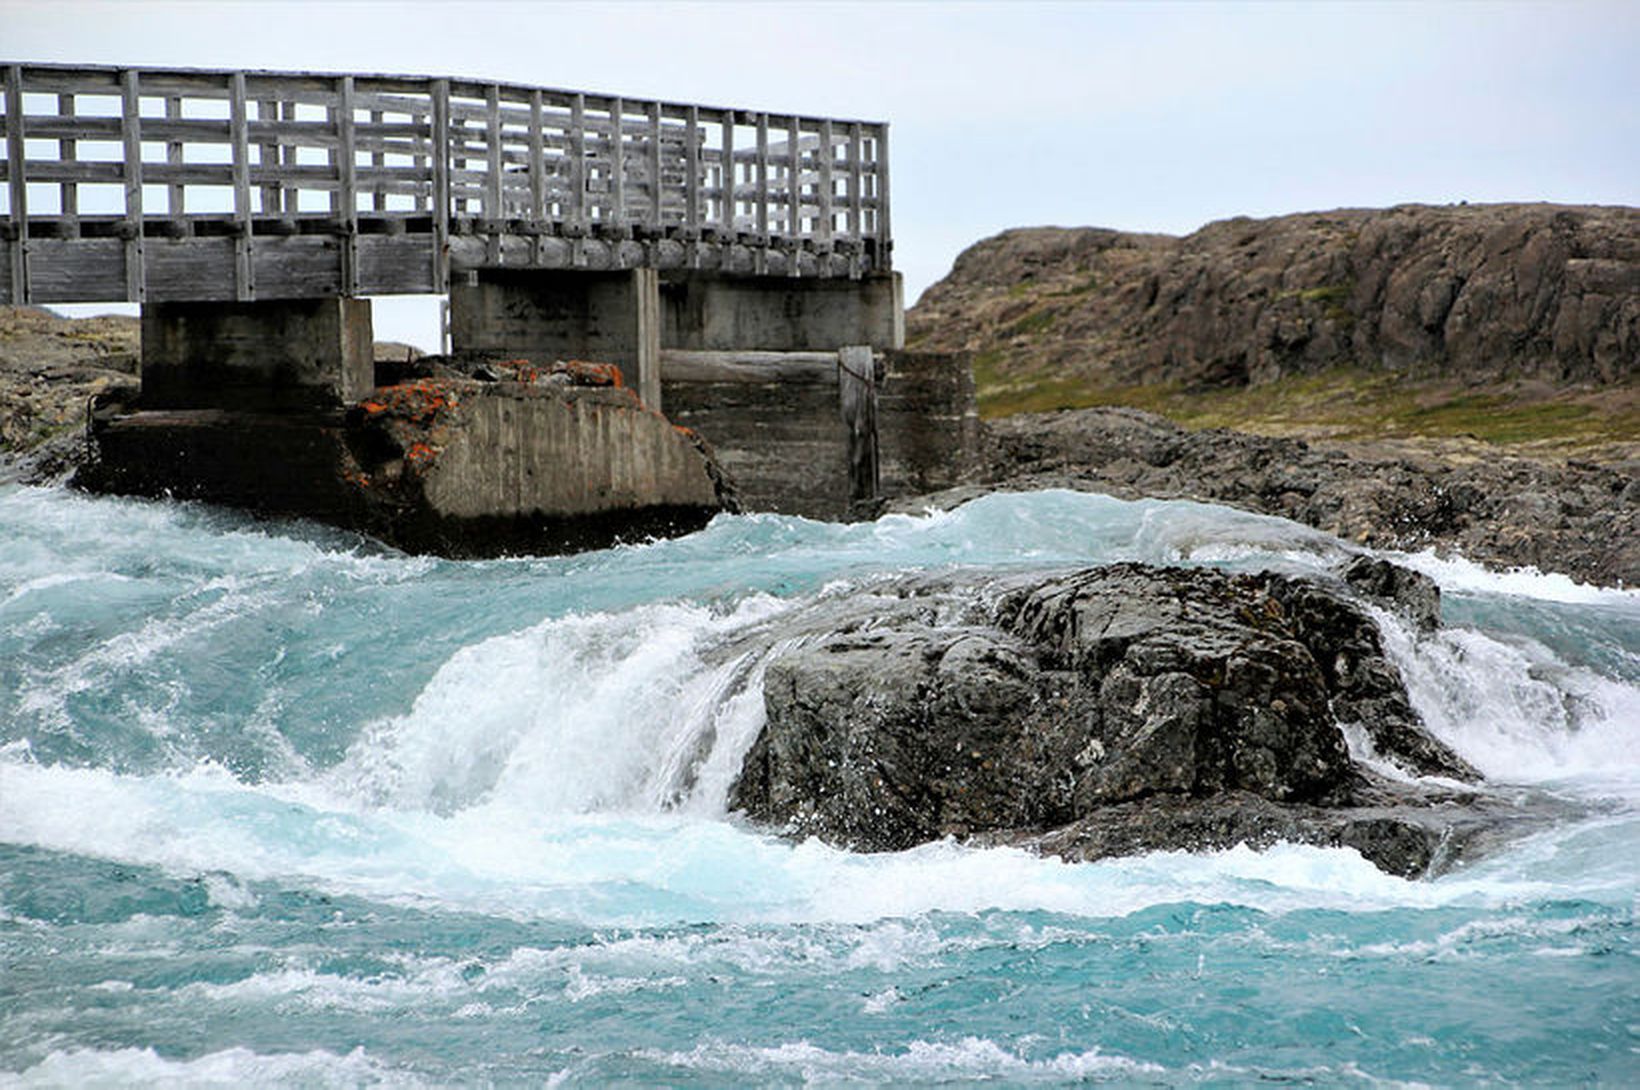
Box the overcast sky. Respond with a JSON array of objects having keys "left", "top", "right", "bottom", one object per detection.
[{"left": 8, "top": 0, "right": 1637, "bottom": 349}]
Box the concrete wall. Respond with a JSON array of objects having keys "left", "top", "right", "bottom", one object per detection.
[
  {"left": 660, "top": 348, "right": 978, "bottom": 521},
  {"left": 659, "top": 272, "right": 903, "bottom": 352},
  {"left": 141, "top": 297, "right": 373, "bottom": 411},
  {"left": 448, "top": 270, "right": 661, "bottom": 408},
  {"left": 878, "top": 350, "right": 983, "bottom": 498},
  {"left": 419, "top": 384, "right": 720, "bottom": 519}
]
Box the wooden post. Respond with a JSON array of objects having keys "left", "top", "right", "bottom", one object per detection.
[
  {"left": 120, "top": 68, "right": 144, "bottom": 302},
  {"left": 646, "top": 100, "right": 661, "bottom": 237},
  {"left": 431, "top": 79, "right": 450, "bottom": 292},
  {"left": 719, "top": 110, "right": 734, "bottom": 236},
  {"left": 165, "top": 95, "right": 184, "bottom": 217},
  {"left": 229, "top": 71, "right": 253, "bottom": 300},
  {"left": 875, "top": 124, "right": 891, "bottom": 270},
  {"left": 817, "top": 118, "right": 834, "bottom": 260},
  {"left": 370, "top": 108, "right": 386, "bottom": 213},
  {"left": 610, "top": 96, "right": 625, "bottom": 235},
  {"left": 528, "top": 88, "right": 545, "bottom": 262},
  {"left": 5, "top": 66, "right": 26, "bottom": 303},
  {"left": 838, "top": 345, "right": 879, "bottom": 516},
  {"left": 683, "top": 104, "right": 699, "bottom": 267},
  {"left": 337, "top": 75, "right": 358, "bottom": 294},
  {"left": 258, "top": 98, "right": 280, "bottom": 215},
  {"left": 848, "top": 122, "right": 863, "bottom": 278},
  {"left": 57, "top": 93, "right": 79, "bottom": 238},
  {"left": 568, "top": 92, "right": 585, "bottom": 265},
  {"left": 787, "top": 115, "right": 801, "bottom": 275},
  {"left": 754, "top": 113, "right": 769, "bottom": 275}
]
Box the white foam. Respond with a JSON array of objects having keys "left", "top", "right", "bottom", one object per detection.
[
  {"left": 1385, "top": 546, "right": 1639, "bottom": 605},
  {"left": 1377, "top": 608, "right": 1640, "bottom": 792},
  {"left": 636, "top": 1036, "right": 1165, "bottom": 1082},
  {"left": 0, "top": 1046, "right": 426, "bottom": 1089}
]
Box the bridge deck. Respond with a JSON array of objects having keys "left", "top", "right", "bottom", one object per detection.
[{"left": 0, "top": 63, "right": 891, "bottom": 305}]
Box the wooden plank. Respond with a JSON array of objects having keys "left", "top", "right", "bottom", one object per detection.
[
  {"left": 720, "top": 110, "right": 734, "bottom": 234},
  {"left": 874, "top": 124, "right": 890, "bottom": 267},
  {"left": 647, "top": 100, "right": 662, "bottom": 232},
  {"left": 609, "top": 96, "right": 625, "bottom": 230},
  {"left": 660, "top": 349, "right": 842, "bottom": 385},
  {"left": 164, "top": 96, "right": 185, "bottom": 217},
  {"left": 258, "top": 99, "right": 281, "bottom": 214},
  {"left": 483, "top": 83, "right": 502, "bottom": 219},
  {"left": 5, "top": 65, "right": 26, "bottom": 302},
  {"left": 431, "top": 78, "right": 449, "bottom": 291},
  {"left": 56, "top": 93, "right": 79, "bottom": 237},
  {"left": 120, "top": 68, "right": 143, "bottom": 301},
  {"left": 528, "top": 89, "right": 544, "bottom": 222},
  {"left": 848, "top": 123, "right": 862, "bottom": 250},
  {"left": 370, "top": 109, "right": 386, "bottom": 212},
  {"left": 230, "top": 72, "right": 254, "bottom": 299},
  {"left": 337, "top": 75, "right": 358, "bottom": 293},
  {"left": 817, "top": 119, "right": 833, "bottom": 250},
  {"left": 755, "top": 113, "right": 769, "bottom": 238},
  {"left": 683, "top": 104, "right": 700, "bottom": 268}
]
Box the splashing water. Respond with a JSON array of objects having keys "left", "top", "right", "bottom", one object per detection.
[{"left": 1, "top": 485, "right": 1635, "bottom": 1087}]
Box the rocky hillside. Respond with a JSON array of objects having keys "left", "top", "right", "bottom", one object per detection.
[{"left": 909, "top": 204, "right": 1639, "bottom": 394}]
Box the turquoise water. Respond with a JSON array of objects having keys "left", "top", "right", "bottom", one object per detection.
[{"left": 1, "top": 485, "right": 1636, "bottom": 1086}]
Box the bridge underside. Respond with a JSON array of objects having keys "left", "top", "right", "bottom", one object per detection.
[{"left": 0, "top": 216, "right": 879, "bottom": 305}]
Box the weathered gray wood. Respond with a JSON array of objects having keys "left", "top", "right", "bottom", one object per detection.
[
  {"left": 647, "top": 100, "right": 662, "bottom": 233},
  {"left": 56, "top": 93, "right": 78, "bottom": 235},
  {"left": 0, "top": 61, "right": 892, "bottom": 302},
  {"left": 684, "top": 104, "right": 699, "bottom": 242},
  {"left": 817, "top": 119, "right": 834, "bottom": 250},
  {"left": 6, "top": 66, "right": 26, "bottom": 301},
  {"left": 431, "top": 78, "right": 450, "bottom": 292},
  {"left": 720, "top": 111, "right": 734, "bottom": 233},
  {"left": 874, "top": 126, "right": 890, "bottom": 262},
  {"left": 230, "top": 72, "right": 254, "bottom": 299},
  {"left": 660, "top": 349, "right": 844, "bottom": 385},
  {"left": 120, "top": 69, "right": 144, "bottom": 301},
  {"left": 610, "top": 97, "right": 626, "bottom": 229},
  {"left": 370, "top": 109, "right": 386, "bottom": 212},
  {"left": 337, "top": 75, "right": 359, "bottom": 294},
  {"left": 164, "top": 97, "right": 186, "bottom": 218}
]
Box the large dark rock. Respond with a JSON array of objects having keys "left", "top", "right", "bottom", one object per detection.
[{"left": 730, "top": 562, "right": 1516, "bottom": 877}]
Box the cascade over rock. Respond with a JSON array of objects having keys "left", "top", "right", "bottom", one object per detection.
[{"left": 730, "top": 560, "right": 1533, "bottom": 878}]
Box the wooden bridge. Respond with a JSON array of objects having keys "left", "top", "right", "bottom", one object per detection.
[{"left": 0, "top": 62, "right": 891, "bottom": 305}]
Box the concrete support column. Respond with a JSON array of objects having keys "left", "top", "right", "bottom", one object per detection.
[
  {"left": 449, "top": 269, "right": 663, "bottom": 411},
  {"left": 140, "top": 296, "right": 373, "bottom": 411},
  {"left": 659, "top": 271, "right": 903, "bottom": 352}
]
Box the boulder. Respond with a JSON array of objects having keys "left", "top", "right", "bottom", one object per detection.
[{"left": 731, "top": 562, "right": 1511, "bottom": 877}]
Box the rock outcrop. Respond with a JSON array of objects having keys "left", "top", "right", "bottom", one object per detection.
[
  {"left": 909, "top": 204, "right": 1639, "bottom": 388},
  {"left": 963, "top": 405, "right": 1640, "bottom": 586},
  {"left": 729, "top": 561, "right": 1545, "bottom": 878}
]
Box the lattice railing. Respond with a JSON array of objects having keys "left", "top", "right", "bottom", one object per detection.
[{"left": 0, "top": 62, "right": 891, "bottom": 301}]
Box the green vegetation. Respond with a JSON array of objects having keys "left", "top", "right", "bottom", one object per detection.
[
  {"left": 975, "top": 365, "right": 1638, "bottom": 455},
  {"left": 1003, "top": 307, "right": 1059, "bottom": 339}
]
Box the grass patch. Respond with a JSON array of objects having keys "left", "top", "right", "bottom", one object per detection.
[
  {"left": 976, "top": 366, "right": 1637, "bottom": 453},
  {"left": 1003, "top": 308, "right": 1059, "bottom": 339}
]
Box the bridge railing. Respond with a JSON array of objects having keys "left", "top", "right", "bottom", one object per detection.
[{"left": 0, "top": 63, "right": 890, "bottom": 302}]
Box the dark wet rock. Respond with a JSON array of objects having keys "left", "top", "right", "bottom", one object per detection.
[{"left": 731, "top": 561, "right": 1511, "bottom": 877}]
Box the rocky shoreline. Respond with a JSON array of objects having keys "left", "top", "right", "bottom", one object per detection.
[{"left": 884, "top": 405, "right": 1637, "bottom": 587}]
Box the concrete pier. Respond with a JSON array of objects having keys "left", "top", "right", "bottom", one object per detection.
[
  {"left": 450, "top": 270, "right": 662, "bottom": 409},
  {"left": 141, "top": 297, "right": 374, "bottom": 411}
]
